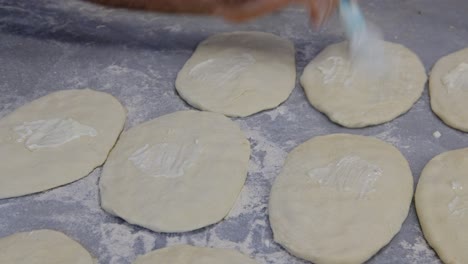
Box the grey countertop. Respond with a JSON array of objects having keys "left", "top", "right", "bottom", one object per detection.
[{"left": 0, "top": 0, "right": 467, "bottom": 263}]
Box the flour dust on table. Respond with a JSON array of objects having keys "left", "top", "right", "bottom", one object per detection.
[{"left": 133, "top": 245, "right": 259, "bottom": 264}]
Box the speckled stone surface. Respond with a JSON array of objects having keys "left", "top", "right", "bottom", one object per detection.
[{"left": 0, "top": 0, "right": 467, "bottom": 263}]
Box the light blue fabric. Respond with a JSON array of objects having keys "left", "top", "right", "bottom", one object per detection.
[{"left": 340, "top": 0, "right": 366, "bottom": 39}]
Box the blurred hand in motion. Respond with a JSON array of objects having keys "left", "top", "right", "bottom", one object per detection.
[
  {"left": 218, "top": 0, "right": 338, "bottom": 27},
  {"left": 89, "top": 0, "right": 339, "bottom": 27}
]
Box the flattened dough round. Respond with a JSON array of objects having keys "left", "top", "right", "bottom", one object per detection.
[
  {"left": 301, "top": 41, "right": 427, "bottom": 128},
  {"left": 0, "top": 229, "right": 94, "bottom": 264},
  {"left": 176, "top": 31, "right": 296, "bottom": 117},
  {"left": 430, "top": 47, "right": 468, "bottom": 131},
  {"left": 133, "top": 245, "right": 258, "bottom": 264},
  {"left": 0, "top": 89, "right": 126, "bottom": 199},
  {"left": 100, "top": 110, "right": 250, "bottom": 232},
  {"left": 269, "top": 134, "right": 413, "bottom": 264},
  {"left": 416, "top": 148, "right": 468, "bottom": 264}
]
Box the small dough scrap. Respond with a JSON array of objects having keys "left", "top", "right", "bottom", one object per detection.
[
  {"left": 133, "top": 245, "right": 258, "bottom": 264},
  {"left": 430, "top": 47, "right": 468, "bottom": 131},
  {"left": 176, "top": 31, "right": 296, "bottom": 117},
  {"left": 416, "top": 148, "right": 468, "bottom": 264},
  {"left": 0, "top": 89, "right": 126, "bottom": 199},
  {"left": 100, "top": 111, "right": 250, "bottom": 232},
  {"left": 0, "top": 230, "right": 94, "bottom": 264},
  {"left": 301, "top": 41, "right": 427, "bottom": 128},
  {"left": 269, "top": 134, "right": 413, "bottom": 264}
]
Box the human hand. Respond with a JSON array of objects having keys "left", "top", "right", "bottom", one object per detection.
[
  {"left": 218, "top": 0, "right": 339, "bottom": 27},
  {"left": 89, "top": 0, "right": 339, "bottom": 27}
]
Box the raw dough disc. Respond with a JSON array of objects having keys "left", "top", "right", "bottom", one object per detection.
[
  {"left": 0, "top": 229, "right": 94, "bottom": 263},
  {"left": 300, "top": 41, "right": 427, "bottom": 128},
  {"left": 416, "top": 148, "right": 468, "bottom": 263},
  {"left": 176, "top": 31, "right": 296, "bottom": 117},
  {"left": 269, "top": 134, "right": 413, "bottom": 264},
  {"left": 133, "top": 245, "right": 258, "bottom": 264},
  {"left": 430, "top": 47, "right": 468, "bottom": 131},
  {"left": 0, "top": 89, "right": 126, "bottom": 199},
  {"left": 100, "top": 110, "right": 250, "bottom": 232}
]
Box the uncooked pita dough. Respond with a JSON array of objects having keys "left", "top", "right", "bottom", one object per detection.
[
  {"left": 269, "top": 134, "right": 413, "bottom": 264},
  {"left": 0, "top": 229, "right": 94, "bottom": 264},
  {"left": 430, "top": 47, "right": 468, "bottom": 132},
  {"left": 0, "top": 89, "right": 126, "bottom": 199},
  {"left": 301, "top": 41, "right": 427, "bottom": 128},
  {"left": 133, "top": 245, "right": 258, "bottom": 264},
  {"left": 416, "top": 148, "right": 468, "bottom": 264},
  {"left": 100, "top": 110, "right": 250, "bottom": 232},
  {"left": 176, "top": 31, "right": 296, "bottom": 117}
]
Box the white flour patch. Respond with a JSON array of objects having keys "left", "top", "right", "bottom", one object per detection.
[
  {"left": 163, "top": 218, "right": 307, "bottom": 264},
  {"left": 227, "top": 184, "right": 266, "bottom": 219},
  {"left": 98, "top": 223, "right": 156, "bottom": 264},
  {"left": 163, "top": 24, "right": 182, "bottom": 33},
  {"left": 240, "top": 125, "right": 288, "bottom": 180},
  {"left": 227, "top": 124, "right": 287, "bottom": 219},
  {"left": 264, "top": 105, "right": 296, "bottom": 122},
  {"left": 374, "top": 123, "right": 410, "bottom": 150},
  {"left": 399, "top": 237, "right": 441, "bottom": 264},
  {"left": 33, "top": 170, "right": 101, "bottom": 214}
]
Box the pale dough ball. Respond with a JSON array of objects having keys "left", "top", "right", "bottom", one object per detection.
[
  {"left": 176, "top": 31, "right": 296, "bottom": 117},
  {"left": 133, "top": 245, "right": 258, "bottom": 264},
  {"left": 100, "top": 110, "right": 250, "bottom": 233},
  {"left": 430, "top": 47, "right": 468, "bottom": 132},
  {"left": 269, "top": 134, "right": 413, "bottom": 264},
  {"left": 301, "top": 41, "right": 427, "bottom": 128},
  {"left": 0, "top": 230, "right": 94, "bottom": 264},
  {"left": 0, "top": 89, "right": 126, "bottom": 199},
  {"left": 416, "top": 148, "right": 468, "bottom": 264}
]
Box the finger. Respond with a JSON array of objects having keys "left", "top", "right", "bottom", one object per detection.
[
  {"left": 218, "top": 0, "right": 293, "bottom": 22},
  {"left": 308, "top": 0, "right": 339, "bottom": 27}
]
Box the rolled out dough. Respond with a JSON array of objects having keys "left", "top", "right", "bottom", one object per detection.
[
  {"left": 269, "top": 134, "right": 413, "bottom": 264},
  {"left": 430, "top": 47, "right": 468, "bottom": 132},
  {"left": 0, "top": 89, "right": 126, "bottom": 199},
  {"left": 0, "top": 229, "right": 94, "bottom": 264},
  {"left": 133, "top": 245, "right": 258, "bottom": 264},
  {"left": 416, "top": 148, "right": 468, "bottom": 264},
  {"left": 99, "top": 110, "right": 250, "bottom": 232},
  {"left": 176, "top": 31, "right": 296, "bottom": 117},
  {"left": 300, "top": 41, "right": 427, "bottom": 128}
]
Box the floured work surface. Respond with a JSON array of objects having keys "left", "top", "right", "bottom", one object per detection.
[{"left": 0, "top": 0, "right": 467, "bottom": 263}]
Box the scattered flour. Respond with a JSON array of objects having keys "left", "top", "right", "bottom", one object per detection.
[
  {"left": 264, "top": 105, "right": 297, "bottom": 122},
  {"left": 33, "top": 169, "right": 101, "bottom": 214},
  {"left": 99, "top": 223, "right": 156, "bottom": 264},
  {"left": 399, "top": 237, "right": 441, "bottom": 264},
  {"left": 374, "top": 123, "right": 411, "bottom": 150}
]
